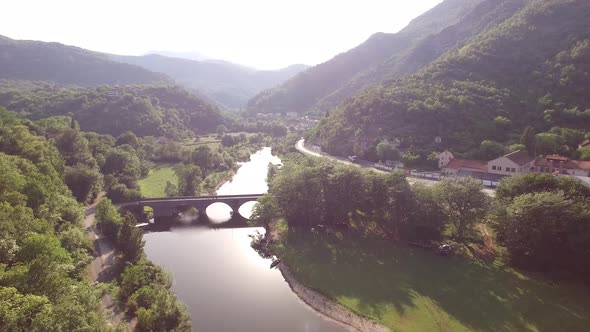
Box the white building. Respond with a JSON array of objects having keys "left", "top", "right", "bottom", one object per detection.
[
  {"left": 437, "top": 150, "right": 454, "bottom": 169},
  {"left": 487, "top": 150, "right": 536, "bottom": 175}
]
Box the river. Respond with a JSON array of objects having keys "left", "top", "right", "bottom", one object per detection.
[{"left": 143, "top": 147, "right": 346, "bottom": 332}]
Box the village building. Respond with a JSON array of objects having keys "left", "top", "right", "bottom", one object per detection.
[
  {"left": 441, "top": 158, "right": 488, "bottom": 177},
  {"left": 438, "top": 150, "right": 454, "bottom": 168},
  {"left": 534, "top": 156, "right": 590, "bottom": 177},
  {"left": 437, "top": 149, "right": 590, "bottom": 184},
  {"left": 487, "top": 150, "right": 536, "bottom": 176}
]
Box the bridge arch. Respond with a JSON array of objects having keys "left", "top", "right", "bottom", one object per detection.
[{"left": 118, "top": 194, "right": 264, "bottom": 224}]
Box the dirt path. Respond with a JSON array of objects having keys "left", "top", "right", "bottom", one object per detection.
[
  {"left": 480, "top": 223, "right": 496, "bottom": 251},
  {"left": 84, "top": 194, "right": 126, "bottom": 328}
]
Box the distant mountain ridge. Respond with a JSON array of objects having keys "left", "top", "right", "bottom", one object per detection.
[
  {"left": 111, "top": 53, "right": 309, "bottom": 109},
  {"left": 0, "top": 35, "right": 168, "bottom": 86}
]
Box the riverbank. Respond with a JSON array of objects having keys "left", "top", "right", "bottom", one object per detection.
[
  {"left": 279, "top": 263, "right": 389, "bottom": 332},
  {"left": 267, "top": 221, "right": 389, "bottom": 332}
]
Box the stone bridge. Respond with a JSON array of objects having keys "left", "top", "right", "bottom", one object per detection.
[{"left": 119, "top": 194, "right": 264, "bottom": 219}]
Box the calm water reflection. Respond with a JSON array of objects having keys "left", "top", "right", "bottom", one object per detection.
[{"left": 143, "top": 148, "right": 346, "bottom": 332}]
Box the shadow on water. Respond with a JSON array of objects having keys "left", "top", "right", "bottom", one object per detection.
[
  {"left": 283, "top": 232, "right": 590, "bottom": 332},
  {"left": 146, "top": 214, "right": 252, "bottom": 233}
]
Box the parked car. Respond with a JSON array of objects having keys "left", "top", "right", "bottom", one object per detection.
[{"left": 438, "top": 244, "right": 453, "bottom": 256}]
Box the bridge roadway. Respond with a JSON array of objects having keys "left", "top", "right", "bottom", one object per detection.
[{"left": 119, "top": 194, "right": 264, "bottom": 219}]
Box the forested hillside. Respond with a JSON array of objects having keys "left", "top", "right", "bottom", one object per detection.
[
  {"left": 314, "top": 0, "right": 590, "bottom": 160},
  {"left": 0, "top": 81, "right": 224, "bottom": 138},
  {"left": 112, "top": 54, "right": 308, "bottom": 109},
  {"left": 0, "top": 110, "right": 116, "bottom": 330},
  {"left": 246, "top": 0, "right": 484, "bottom": 114},
  {"left": 0, "top": 35, "right": 167, "bottom": 86}
]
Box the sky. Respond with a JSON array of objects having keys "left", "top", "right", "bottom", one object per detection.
[{"left": 1, "top": 0, "right": 443, "bottom": 70}]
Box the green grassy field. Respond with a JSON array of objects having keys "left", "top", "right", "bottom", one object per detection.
[
  {"left": 181, "top": 135, "right": 221, "bottom": 149},
  {"left": 138, "top": 163, "right": 178, "bottom": 197},
  {"left": 277, "top": 232, "right": 590, "bottom": 332}
]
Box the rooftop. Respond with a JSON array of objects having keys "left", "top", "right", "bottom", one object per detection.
[
  {"left": 502, "top": 150, "right": 535, "bottom": 166},
  {"left": 446, "top": 158, "right": 488, "bottom": 171}
]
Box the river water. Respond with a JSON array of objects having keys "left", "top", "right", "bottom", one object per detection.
[{"left": 143, "top": 147, "right": 346, "bottom": 332}]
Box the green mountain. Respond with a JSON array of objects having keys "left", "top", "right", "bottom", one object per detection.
[
  {"left": 0, "top": 81, "right": 223, "bottom": 138},
  {"left": 111, "top": 54, "right": 309, "bottom": 109},
  {"left": 314, "top": 0, "right": 590, "bottom": 158},
  {"left": 0, "top": 35, "right": 168, "bottom": 86},
  {"left": 246, "top": 0, "right": 486, "bottom": 114}
]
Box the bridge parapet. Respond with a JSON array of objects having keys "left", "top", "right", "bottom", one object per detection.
[{"left": 118, "top": 194, "right": 264, "bottom": 219}]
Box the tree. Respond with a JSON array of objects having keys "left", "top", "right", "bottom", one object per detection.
[
  {"left": 577, "top": 145, "right": 590, "bottom": 160},
  {"left": 116, "top": 130, "right": 140, "bottom": 148},
  {"left": 17, "top": 233, "right": 74, "bottom": 301},
  {"left": 520, "top": 126, "right": 536, "bottom": 155},
  {"left": 508, "top": 143, "right": 526, "bottom": 152},
  {"left": 173, "top": 164, "right": 202, "bottom": 196},
  {"left": 479, "top": 140, "right": 505, "bottom": 160},
  {"left": 496, "top": 173, "right": 590, "bottom": 202},
  {"left": 0, "top": 287, "right": 53, "bottom": 331},
  {"left": 191, "top": 145, "right": 213, "bottom": 171},
  {"left": 375, "top": 141, "right": 400, "bottom": 162},
  {"left": 216, "top": 125, "right": 228, "bottom": 137},
  {"left": 434, "top": 177, "right": 489, "bottom": 241},
  {"left": 96, "top": 198, "right": 123, "bottom": 237},
  {"left": 64, "top": 163, "right": 102, "bottom": 203},
  {"left": 250, "top": 194, "right": 277, "bottom": 227},
  {"left": 118, "top": 213, "right": 145, "bottom": 264},
  {"left": 164, "top": 181, "right": 178, "bottom": 197},
  {"left": 411, "top": 184, "right": 446, "bottom": 241},
  {"left": 382, "top": 172, "right": 417, "bottom": 239},
  {"left": 54, "top": 128, "right": 95, "bottom": 167},
  {"left": 495, "top": 191, "right": 590, "bottom": 275},
  {"left": 221, "top": 134, "right": 237, "bottom": 147},
  {"left": 534, "top": 133, "right": 565, "bottom": 155}
]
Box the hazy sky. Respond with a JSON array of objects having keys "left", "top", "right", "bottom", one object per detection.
[{"left": 2, "top": 0, "right": 442, "bottom": 70}]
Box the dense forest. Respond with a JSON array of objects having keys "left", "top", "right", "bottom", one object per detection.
[
  {"left": 246, "top": 0, "right": 485, "bottom": 114},
  {"left": 0, "top": 81, "right": 224, "bottom": 138},
  {"left": 112, "top": 54, "right": 308, "bottom": 109},
  {"left": 312, "top": 0, "right": 590, "bottom": 160},
  {"left": 0, "top": 108, "right": 202, "bottom": 330},
  {"left": 0, "top": 35, "right": 167, "bottom": 86},
  {"left": 0, "top": 109, "right": 116, "bottom": 330}
]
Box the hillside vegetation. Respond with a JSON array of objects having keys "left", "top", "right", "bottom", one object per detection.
[
  {"left": 246, "top": 0, "right": 485, "bottom": 114},
  {"left": 0, "top": 81, "right": 224, "bottom": 138},
  {"left": 314, "top": 0, "right": 590, "bottom": 158},
  {"left": 0, "top": 35, "right": 167, "bottom": 86},
  {"left": 112, "top": 54, "right": 308, "bottom": 109}
]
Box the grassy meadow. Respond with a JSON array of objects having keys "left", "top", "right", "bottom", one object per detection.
[
  {"left": 138, "top": 163, "right": 178, "bottom": 197},
  {"left": 276, "top": 232, "right": 590, "bottom": 332}
]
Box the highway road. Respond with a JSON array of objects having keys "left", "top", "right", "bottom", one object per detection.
[{"left": 296, "top": 139, "right": 495, "bottom": 196}]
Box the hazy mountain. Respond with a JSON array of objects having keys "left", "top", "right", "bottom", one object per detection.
[
  {"left": 111, "top": 54, "right": 309, "bottom": 109},
  {"left": 314, "top": 0, "right": 590, "bottom": 158},
  {"left": 246, "top": 0, "right": 485, "bottom": 114},
  {"left": 0, "top": 35, "right": 168, "bottom": 86},
  {"left": 146, "top": 50, "right": 209, "bottom": 61}
]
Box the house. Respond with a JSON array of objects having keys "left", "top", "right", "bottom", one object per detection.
[
  {"left": 437, "top": 150, "right": 454, "bottom": 168},
  {"left": 535, "top": 156, "right": 590, "bottom": 177},
  {"left": 442, "top": 158, "right": 488, "bottom": 176},
  {"left": 487, "top": 150, "right": 535, "bottom": 176}
]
